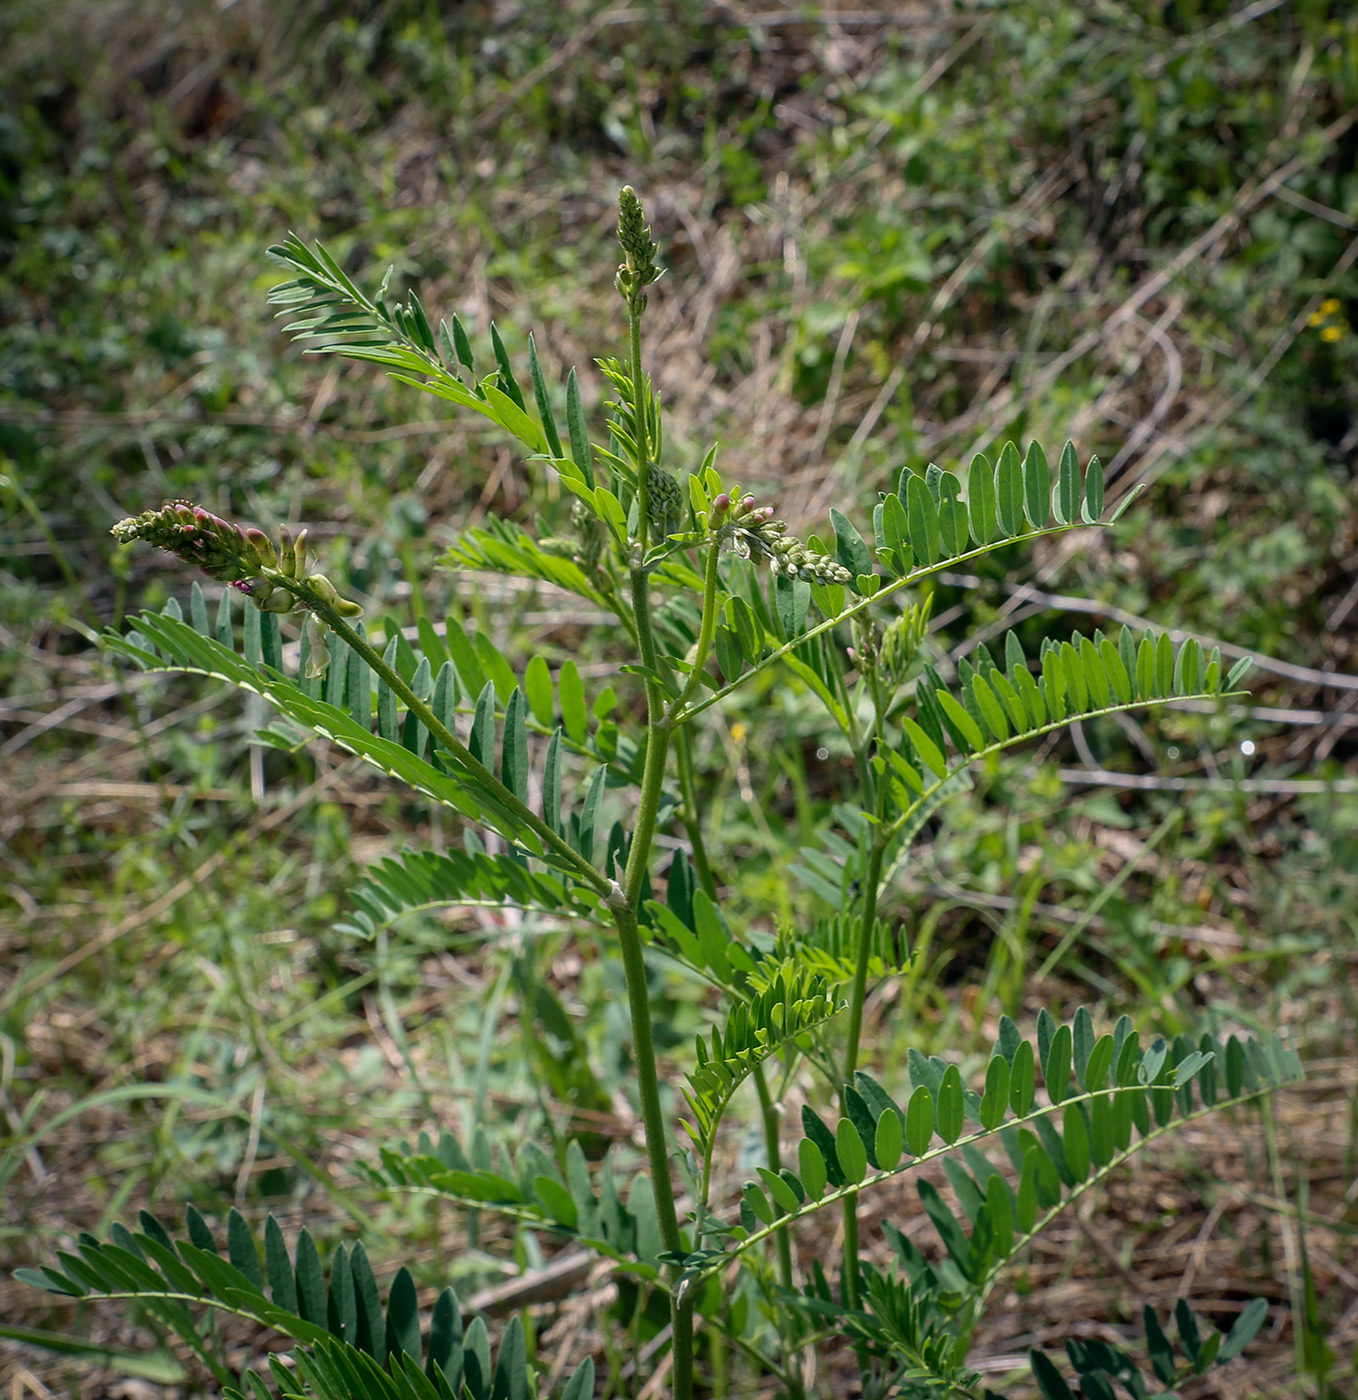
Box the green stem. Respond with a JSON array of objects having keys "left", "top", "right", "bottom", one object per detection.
[
  {"left": 754, "top": 1061, "right": 808, "bottom": 1400},
  {"left": 668, "top": 537, "right": 724, "bottom": 904},
  {"left": 621, "top": 696, "right": 671, "bottom": 911},
  {"left": 609, "top": 889, "right": 691, "bottom": 1397},
  {"left": 841, "top": 827, "right": 888, "bottom": 1312},
  {"left": 753, "top": 1064, "right": 798, "bottom": 1299},
  {"left": 629, "top": 304, "right": 651, "bottom": 554},
  {"left": 297, "top": 594, "right": 610, "bottom": 896},
  {"left": 615, "top": 294, "right": 696, "bottom": 1400},
  {"left": 673, "top": 1293, "right": 695, "bottom": 1400},
  {"left": 825, "top": 635, "right": 874, "bottom": 803},
  {"left": 669, "top": 536, "right": 723, "bottom": 722},
  {"left": 607, "top": 894, "right": 683, "bottom": 1243},
  {"left": 675, "top": 726, "right": 717, "bottom": 900}
]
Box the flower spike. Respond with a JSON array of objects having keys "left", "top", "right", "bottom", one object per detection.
[{"left": 111, "top": 501, "right": 362, "bottom": 675}]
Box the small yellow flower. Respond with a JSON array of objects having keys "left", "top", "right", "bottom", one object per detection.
[
  {"left": 1321, "top": 324, "right": 1343, "bottom": 342},
  {"left": 1308, "top": 310, "right": 1327, "bottom": 327},
  {"left": 730, "top": 722, "right": 747, "bottom": 744},
  {"left": 1321, "top": 297, "right": 1342, "bottom": 315}
]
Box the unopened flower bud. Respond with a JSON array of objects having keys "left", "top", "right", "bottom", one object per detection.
[
  {"left": 616, "top": 186, "right": 661, "bottom": 301},
  {"left": 306, "top": 572, "right": 363, "bottom": 617},
  {"left": 245, "top": 528, "right": 277, "bottom": 568},
  {"left": 112, "top": 503, "right": 360, "bottom": 622},
  {"left": 111, "top": 501, "right": 260, "bottom": 583}
]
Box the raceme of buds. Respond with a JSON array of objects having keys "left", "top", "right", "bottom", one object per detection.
[
  {"left": 708, "top": 490, "right": 852, "bottom": 586},
  {"left": 111, "top": 502, "right": 363, "bottom": 675},
  {"left": 570, "top": 497, "right": 604, "bottom": 568},
  {"left": 111, "top": 501, "right": 261, "bottom": 584},
  {"left": 615, "top": 186, "right": 661, "bottom": 312},
  {"left": 879, "top": 598, "right": 931, "bottom": 687},
  {"left": 848, "top": 611, "right": 881, "bottom": 673}
]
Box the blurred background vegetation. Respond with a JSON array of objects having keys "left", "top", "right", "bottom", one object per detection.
[{"left": 1, "top": 0, "right": 1356, "bottom": 1395}]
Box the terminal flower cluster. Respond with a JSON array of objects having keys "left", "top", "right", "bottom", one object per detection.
[{"left": 111, "top": 500, "right": 362, "bottom": 677}]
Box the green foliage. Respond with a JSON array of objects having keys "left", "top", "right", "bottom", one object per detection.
[
  {"left": 1029, "top": 1298, "right": 1271, "bottom": 1400},
  {"left": 682, "top": 965, "right": 843, "bottom": 1156},
  {"left": 684, "top": 1011, "right": 1298, "bottom": 1295},
  {"left": 368, "top": 1133, "right": 662, "bottom": 1277},
  {"left": 17, "top": 1206, "right": 591, "bottom": 1400}
]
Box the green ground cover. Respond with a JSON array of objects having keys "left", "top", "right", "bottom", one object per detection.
[{"left": 1, "top": 1, "right": 1356, "bottom": 1395}]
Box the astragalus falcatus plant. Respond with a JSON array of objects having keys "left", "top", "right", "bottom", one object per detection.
[{"left": 23, "top": 189, "right": 1300, "bottom": 1400}]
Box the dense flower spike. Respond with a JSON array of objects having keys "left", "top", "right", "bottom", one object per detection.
[
  {"left": 111, "top": 501, "right": 362, "bottom": 675},
  {"left": 645, "top": 462, "right": 684, "bottom": 542},
  {"left": 615, "top": 185, "right": 662, "bottom": 313},
  {"left": 111, "top": 501, "right": 260, "bottom": 583},
  {"left": 708, "top": 490, "right": 853, "bottom": 585}
]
